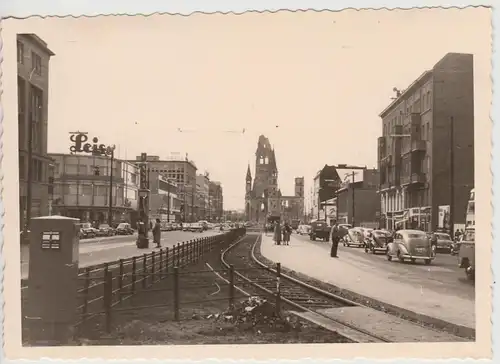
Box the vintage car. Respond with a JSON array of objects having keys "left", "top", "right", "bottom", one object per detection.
[
  {"left": 190, "top": 222, "right": 204, "bottom": 232},
  {"left": 309, "top": 221, "right": 330, "bottom": 241},
  {"left": 80, "top": 222, "right": 98, "bottom": 239},
  {"left": 458, "top": 228, "right": 475, "bottom": 280},
  {"left": 297, "top": 224, "right": 311, "bottom": 235},
  {"left": 342, "top": 227, "right": 365, "bottom": 247},
  {"left": 98, "top": 223, "right": 115, "bottom": 237},
  {"left": 430, "top": 232, "right": 453, "bottom": 253},
  {"left": 386, "top": 229, "right": 434, "bottom": 265},
  {"left": 115, "top": 222, "right": 134, "bottom": 235},
  {"left": 364, "top": 229, "right": 389, "bottom": 254}
]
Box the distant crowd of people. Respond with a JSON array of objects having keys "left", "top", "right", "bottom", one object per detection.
[{"left": 269, "top": 219, "right": 342, "bottom": 258}]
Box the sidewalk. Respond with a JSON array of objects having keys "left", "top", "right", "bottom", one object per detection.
[{"left": 260, "top": 233, "right": 475, "bottom": 331}]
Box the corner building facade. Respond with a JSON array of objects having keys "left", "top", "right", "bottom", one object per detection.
[
  {"left": 17, "top": 34, "right": 55, "bottom": 230},
  {"left": 377, "top": 53, "right": 474, "bottom": 232}
]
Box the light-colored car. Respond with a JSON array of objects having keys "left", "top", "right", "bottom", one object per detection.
[
  {"left": 339, "top": 223, "right": 352, "bottom": 230},
  {"left": 343, "top": 227, "right": 365, "bottom": 247},
  {"left": 297, "top": 224, "right": 311, "bottom": 235},
  {"left": 386, "top": 229, "right": 434, "bottom": 265},
  {"left": 182, "top": 223, "right": 191, "bottom": 231},
  {"left": 190, "top": 222, "right": 204, "bottom": 232}
]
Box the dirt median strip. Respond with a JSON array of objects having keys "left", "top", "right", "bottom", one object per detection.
[
  {"left": 253, "top": 237, "right": 475, "bottom": 340},
  {"left": 73, "top": 235, "right": 352, "bottom": 345}
]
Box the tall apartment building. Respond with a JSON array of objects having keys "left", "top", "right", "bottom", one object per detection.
[
  {"left": 17, "top": 34, "right": 55, "bottom": 230},
  {"left": 196, "top": 173, "right": 210, "bottom": 220},
  {"left": 377, "top": 53, "right": 474, "bottom": 232},
  {"left": 209, "top": 180, "right": 224, "bottom": 221},
  {"left": 131, "top": 154, "right": 197, "bottom": 222}
]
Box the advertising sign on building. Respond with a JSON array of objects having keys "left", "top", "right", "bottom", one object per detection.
[{"left": 438, "top": 205, "right": 450, "bottom": 230}]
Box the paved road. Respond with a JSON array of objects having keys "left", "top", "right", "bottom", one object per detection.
[
  {"left": 292, "top": 233, "right": 474, "bottom": 301},
  {"left": 21, "top": 230, "right": 222, "bottom": 280}
]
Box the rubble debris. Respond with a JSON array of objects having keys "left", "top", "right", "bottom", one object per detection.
[{"left": 208, "top": 296, "right": 303, "bottom": 332}]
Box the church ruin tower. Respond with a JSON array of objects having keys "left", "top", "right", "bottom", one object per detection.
[{"left": 246, "top": 135, "right": 279, "bottom": 224}]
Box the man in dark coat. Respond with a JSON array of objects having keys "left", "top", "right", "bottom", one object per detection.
[
  {"left": 329, "top": 219, "right": 340, "bottom": 258},
  {"left": 153, "top": 218, "right": 162, "bottom": 248}
]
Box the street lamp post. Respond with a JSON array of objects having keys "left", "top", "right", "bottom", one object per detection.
[
  {"left": 449, "top": 116, "right": 455, "bottom": 234},
  {"left": 107, "top": 145, "right": 116, "bottom": 226},
  {"left": 167, "top": 181, "right": 171, "bottom": 223}
]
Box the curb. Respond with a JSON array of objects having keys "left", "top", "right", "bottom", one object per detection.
[{"left": 255, "top": 235, "right": 475, "bottom": 340}]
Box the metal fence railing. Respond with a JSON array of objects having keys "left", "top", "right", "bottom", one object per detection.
[{"left": 73, "top": 228, "right": 247, "bottom": 330}]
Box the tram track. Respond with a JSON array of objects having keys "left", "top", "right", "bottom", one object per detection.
[{"left": 220, "top": 233, "right": 392, "bottom": 343}]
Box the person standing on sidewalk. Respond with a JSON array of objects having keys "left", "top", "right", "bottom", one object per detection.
[
  {"left": 153, "top": 218, "right": 162, "bottom": 248},
  {"left": 274, "top": 221, "right": 282, "bottom": 245},
  {"left": 283, "top": 222, "right": 292, "bottom": 245},
  {"left": 330, "top": 219, "right": 340, "bottom": 258}
]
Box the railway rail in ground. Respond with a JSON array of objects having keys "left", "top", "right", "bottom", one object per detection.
[{"left": 220, "top": 233, "right": 391, "bottom": 343}]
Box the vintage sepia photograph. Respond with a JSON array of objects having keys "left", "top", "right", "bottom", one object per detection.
[{"left": 0, "top": 6, "right": 492, "bottom": 360}]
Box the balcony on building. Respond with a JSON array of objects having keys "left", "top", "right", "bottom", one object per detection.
[
  {"left": 411, "top": 139, "right": 426, "bottom": 152},
  {"left": 401, "top": 172, "right": 426, "bottom": 186}
]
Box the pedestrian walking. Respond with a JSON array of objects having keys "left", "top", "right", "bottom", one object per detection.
[
  {"left": 329, "top": 219, "right": 340, "bottom": 258},
  {"left": 153, "top": 218, "right": 162, "bottom": 248}
]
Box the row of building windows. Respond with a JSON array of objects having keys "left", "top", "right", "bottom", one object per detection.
[
  {"left": 59, "top": 163, "right": 121, "bottom": 177},
  {"left": 53, "top": 184, "right": 136, "bottom": 199},
  {"left": 19, "top": 155, "right": 44, "bottom": 182},
  {"left": 383, "top": 90, "right": 433, "bottom": 137},
  {"left": 381, "top": 189, "right": 430, "bottom": 213},
  {"left": 17, "top": 41, "right": 42, "bottom": 76},
  {"left": 18, "top": 78, "right": 44, "bottom": 153}
]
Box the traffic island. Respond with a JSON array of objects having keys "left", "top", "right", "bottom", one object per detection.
[{"left": 74, "top": 238, "right": 352, "bottom": 345}]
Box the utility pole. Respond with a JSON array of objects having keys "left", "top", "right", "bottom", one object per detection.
[
  {"left": 191, "top": 183, "right": 195, "bottom": 222},
  {"left": 166, "top": 181, "right": 171, "bottom": 223},
  {"left": 107, "top": 147, "right": 115, "bottom": 226},
  {"left": 25, "top": 88, "right": 34, "bottom": 237},
  {"left": 351, "top": 171, "right": 356, "bottom": 227},
  {"left": 449, "top": 116, "right": 455, "bottom": 234}
]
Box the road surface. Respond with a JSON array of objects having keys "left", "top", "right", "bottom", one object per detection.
[
  {"left": 292, "top": 233, "right": 474, "bottom": 301},
  {"left": 21, "top": 230, "right": 222, "bottom": 280}
]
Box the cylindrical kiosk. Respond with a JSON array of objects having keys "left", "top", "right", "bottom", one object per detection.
[{"left": 26, "top": 216, "right": 80, "bottom": 346}]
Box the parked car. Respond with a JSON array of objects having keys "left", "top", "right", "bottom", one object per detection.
[
  {"left": 190, "top": 222, "right": 204, "bottom": 232},
  {"left": 183, "top": 223, "right": 191, "bottom": 232},
  {"left": 339, "top": 223, "right": 353, "bottom": 230},
  {"left": 297, "top": 224, "right": 311, "bottom": 235},
  {"left": 115, "top": 222, "right": 134, "bottom": 235},
  {"left": 98, "top": 224, "right": 115, "bottom": 237},
  {"left": 386, "top": 229, "right": 434, "bottom": 265},
  {"left": 309, "top": 220, "right": 330, "bottom": 241},
  {"left": 458, "top": 228, "right": 475, "bottom": 280},
  {"left": 198, "top": 220, "right": 209, "bottom": 231},
  {"left": 342, "top": 227, "right": 365, "bottom": 247},
  {"left": 80, "top": 222, "right": 98, "bottom": 239},
  {"left": 364, "top": 229, "right": 389, "bottom": 254}
]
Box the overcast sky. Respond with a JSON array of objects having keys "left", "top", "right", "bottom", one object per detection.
[{"left": 4, "top": 7, "right": 491, "bottom": 210}]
